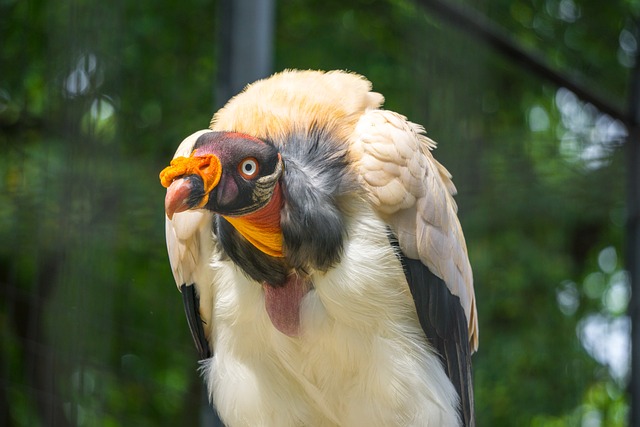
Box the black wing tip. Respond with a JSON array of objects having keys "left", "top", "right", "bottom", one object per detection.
[
  {"left": 389, "top": 236, "right": 475, "bottom": 426},
  {"left": 180, "top": 284, "right": 212, "bottom": 360}
]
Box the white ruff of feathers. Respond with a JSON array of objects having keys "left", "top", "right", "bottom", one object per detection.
[{"left": 198, "top": 199, "right": 460, "bottom": 427}]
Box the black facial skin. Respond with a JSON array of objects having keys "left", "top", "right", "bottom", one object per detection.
[{"left": 182, "top": 175, "right": 207, "bottom": 209}]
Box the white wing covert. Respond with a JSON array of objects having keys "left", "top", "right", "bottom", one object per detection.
[{"left": 351, "top": 109, "right": 478, "bottom": 351}]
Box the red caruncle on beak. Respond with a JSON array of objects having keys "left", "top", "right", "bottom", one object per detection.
[{"left": 159, "top": 151, "right": 223, "bottom": 218}]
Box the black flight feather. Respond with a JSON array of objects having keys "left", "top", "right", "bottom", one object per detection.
[
  {"left": 180, "top": 283, "right": 211, "bottom": 360},
  {"left": 182, "top": 283, "right": 227, "bottom": 426},
  {"left": 393, "top": 240, "right": 475, "bottom": 427}
]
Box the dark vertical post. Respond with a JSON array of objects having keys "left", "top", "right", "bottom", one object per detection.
[
  {"left": 202, "top": 1, "right": 275, "bottom": 425},
  {"left": 628, "top": 48, "right": 640, "bottom": 427},
  {"left": 216, "top": 0, "right": 275, "bottom": 108}
]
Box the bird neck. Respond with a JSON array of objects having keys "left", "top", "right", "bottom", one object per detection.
[{"left": 222, "top": 183, "right": 284, "bottom": 258}]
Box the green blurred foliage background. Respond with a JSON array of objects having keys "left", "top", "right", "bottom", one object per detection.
[{"left": 0, "top": 0, "right": 635, "bottom": 425}]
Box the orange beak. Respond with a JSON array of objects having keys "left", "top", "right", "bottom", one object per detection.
[{"left": 159, "top": 152, "right": 222, "bottom": 219}]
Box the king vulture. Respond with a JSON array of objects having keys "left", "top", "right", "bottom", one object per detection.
[{"left": 159, "top": 70, "right": 478, "bottom": 427}]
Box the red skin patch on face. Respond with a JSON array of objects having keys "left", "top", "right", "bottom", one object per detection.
[{"left": 222, "top": 182, "right": 284, "bottom": 258}]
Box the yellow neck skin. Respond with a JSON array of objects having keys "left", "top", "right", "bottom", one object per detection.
[{"left": 222, "top": 183, "right": 284, "bottom": 258}]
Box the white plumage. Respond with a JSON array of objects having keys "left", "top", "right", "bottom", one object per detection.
[{"left": 199, "top": 202, "right": 458, "bottom": 426}]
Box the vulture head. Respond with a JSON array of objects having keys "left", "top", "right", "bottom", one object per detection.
[
  {"left": 159, "top": 125, "right": 351, "bottom": 272},
  {"left": 160, "top": 131, "right": 286, "bottom": 259},
  {"left": 161, "top": 131, "right": 283, "bottom": 219}
]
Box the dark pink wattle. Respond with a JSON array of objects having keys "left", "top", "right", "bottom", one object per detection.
[{"left": 263, "top": 276, "right": 310, "bottom": 337}]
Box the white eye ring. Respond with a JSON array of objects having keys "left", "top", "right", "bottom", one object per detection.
[{"left": 239, "top": 157, "right": 259, "bottom": 179}]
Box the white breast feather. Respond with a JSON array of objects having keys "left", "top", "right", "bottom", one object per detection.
[{"left": 199, "top": 199, "right": 460, "bottom": 427}]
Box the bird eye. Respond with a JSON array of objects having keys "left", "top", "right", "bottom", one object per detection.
[{"left": 238, "top": 157, "right": 259, "bottom": 179}]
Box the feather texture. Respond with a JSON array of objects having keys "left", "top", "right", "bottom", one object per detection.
[
  {"left": 210, "top": 70, "right": 384, "bottom": 143},
  {"left": 350, "top": 110, "right": 478, "bottom": 351},
  {"left": 202, "top": 204, "right": 461, "bottom": 426},
  {"left": 395, "top": 241, "right": 475, "bottom": 426}
]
